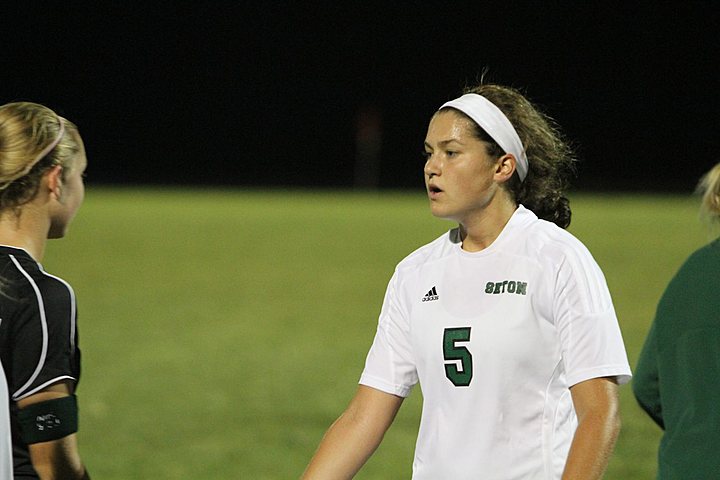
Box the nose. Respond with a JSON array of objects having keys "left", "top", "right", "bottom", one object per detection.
[{"left": 424, "top": 153, "right": 441, "bottom": 178}]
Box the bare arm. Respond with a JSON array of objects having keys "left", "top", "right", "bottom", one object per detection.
[
  {"left": 301, "top": 385, "right": 404, "bottom": 479},
  {"left": 561, "top": 377, "right": 621, "bottom": 480},
  {"left": 17, "top": 381, "right": 90, "bottom": 480}
]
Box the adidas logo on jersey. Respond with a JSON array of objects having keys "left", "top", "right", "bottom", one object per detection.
[
  {"left": 485, "top": 280, "right": 528, "bottom": 295},
  {"left": 422, "top": 286, "right": 439, "bottom": 302}
]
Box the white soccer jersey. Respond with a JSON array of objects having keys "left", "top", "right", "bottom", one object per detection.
[
  {"left": 360, "top": 206, "right": 631, "bottom": 480},
  {"left": 0, "top": 364, "right": 11, "bottom": 480}
]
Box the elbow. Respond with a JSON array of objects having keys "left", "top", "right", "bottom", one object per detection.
[
  {"left": 578, "top": 394, "right": 622, "bottom": 443},
  {"left": 609, "top": 407, "right": 622, "bottom": 442},
  {"left": 585, "top": 403, "right": 622, "bottom": 450},
  {"left": 631, "top": 385, "right": 665, "bottom": 429},
  {"left": 631, "top": 379, "right": 655, "bottom": 408},
  {"left": 606, "top": 390, "right": 622, "bottom": 441}
]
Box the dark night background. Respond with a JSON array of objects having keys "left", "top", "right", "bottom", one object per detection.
[{"left": 2, "top": 2, "right": 718, "bottom": 192}]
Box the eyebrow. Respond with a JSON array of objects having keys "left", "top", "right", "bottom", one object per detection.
[{"left": 424, "top": 138, "right": 465, "bottom": 149}]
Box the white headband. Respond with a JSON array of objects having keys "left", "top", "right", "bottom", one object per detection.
[
  {"left": 440, "top": 93, "right": 528, "bottom": 182},
  {"left": 31, "top": 117, "right": 65, "bottom": 168}
]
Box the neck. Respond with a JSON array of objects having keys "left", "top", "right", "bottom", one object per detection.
[
  {"left": 458, "top": 197, "right": 517, "bottom": 252},
  {"left": 0, "top": 207, "right": 50, "bottom": 262}
]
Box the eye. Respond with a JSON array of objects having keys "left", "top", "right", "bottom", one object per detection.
[
  {"left": 445, "top": 150, "right": 457, "bottom": 158},
  {"left": 421, "top": 151, "right": 431, "bottom": 161}
]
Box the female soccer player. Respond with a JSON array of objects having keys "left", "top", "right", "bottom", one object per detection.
[
  {"left": 633, "top": 162, "right": 720, "bottom": 479},
  {"left": 0, "top": 102, "right": 90, "bottom": 479},
  {"left": 302, "top": 83, "right": 631, "bottom": 479}
]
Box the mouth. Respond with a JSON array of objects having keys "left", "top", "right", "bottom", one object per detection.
[{"left": 427, "top": 184, "right": 443, "bottom": 198}]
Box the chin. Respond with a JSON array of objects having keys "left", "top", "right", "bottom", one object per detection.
[{"left": 429, "top": 206, "right": 455, "bottom": 221}]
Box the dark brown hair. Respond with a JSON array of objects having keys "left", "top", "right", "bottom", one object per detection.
[{"left": 444, "top": 83, "right": 576, "bottom": 228}]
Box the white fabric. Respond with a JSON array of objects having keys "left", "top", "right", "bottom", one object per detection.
[
  {"left": 0, "top": 362, "right": 13, "bottom": 480},
  {"left": 359, "top": 206, "right": 631, "bottom": 479},
  {"left": 440, "top": 93, "right": 529, "bottom": 182}
]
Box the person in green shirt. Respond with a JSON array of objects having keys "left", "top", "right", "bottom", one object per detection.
[{"left": 633, "top": 162, "right": 720, "bottom": 479}]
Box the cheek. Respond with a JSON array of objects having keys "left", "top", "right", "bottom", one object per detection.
[
  {"left": 458, "top": 171, "right": 495, "bottom": 201},
  {"left": 66, "top": 180, "right": 85, "bottom": 210},
  {"left": 453, "top": 167, "right": 485, "bottom": 188},
  {"left": 76, "top": 185, "right": 85, "bottom": 209}
]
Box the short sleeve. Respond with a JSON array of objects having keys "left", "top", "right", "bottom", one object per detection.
[
  {"left": 552, "top": 244, "right": 632, "bottom": 387},
  {"left": 9, "top": 277, "right": 78, "bottom": 401},
  {"left": 359, "top": 270, "right": 418, "bottom": 397}
]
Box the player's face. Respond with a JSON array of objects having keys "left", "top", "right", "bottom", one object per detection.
[
  {"left": 423, "top": 110, "right": 501, "bottom": 224},
  {"left": 48, "top": 132, "right": 87, "bottom": 239}
]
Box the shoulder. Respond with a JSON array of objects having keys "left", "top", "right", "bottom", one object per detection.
[
  {"left": 394, "top": 229, "right": 457, "bottom": 275},
  {"left": 0, "top": 251, "right": 75, "bottom": 307},
  {"left": 678, "top": 239, "right": 720, "bottom": 273},
  {"left": 516, "top": 208, "right": 613, "bottom": 311},
  {"left": 664, "top": 239, "right": 720, "bottom": 293},
  {"left": 513, "top": 207, "right": 596, "bottom": 266},
  {"left": 654, "top": 240, "right": 720, "bottom": 331}
]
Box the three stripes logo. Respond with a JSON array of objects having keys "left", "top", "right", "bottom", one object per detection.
[{"left": 422, "top": 286, "right": 439, "bottom": 302}]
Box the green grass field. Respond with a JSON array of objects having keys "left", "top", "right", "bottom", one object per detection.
[{"left": 41, "top": 188, "right": 711, "bottom": 479}]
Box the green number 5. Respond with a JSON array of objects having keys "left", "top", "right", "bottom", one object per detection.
[{"left": 443, "top": 327, "right": 473, "bottom": 387}]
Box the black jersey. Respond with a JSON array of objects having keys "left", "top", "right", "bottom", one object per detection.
[{"left": 0, "top": 246, "right": 81, "bottom": 478}]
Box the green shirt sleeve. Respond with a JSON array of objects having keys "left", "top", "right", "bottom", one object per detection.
[{"left": 633, "top": 319, "right": 664, "bottom": 429}]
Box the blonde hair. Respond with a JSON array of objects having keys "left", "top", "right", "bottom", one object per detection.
[
  {"left": 0, "top": 102, "right": 80, "bottom": 211},
  {"left": 697, "top": 162, "right": 720, "bottom": 228}
]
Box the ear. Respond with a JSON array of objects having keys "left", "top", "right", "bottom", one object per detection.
[
  {"left": 494, "top": 153, "right": 517, "bottom": 183},
  {"left": 45, "top": 165, "right": 64, "bottom": 200}
]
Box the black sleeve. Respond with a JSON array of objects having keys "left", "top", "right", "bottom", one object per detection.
[{"left": 9, "top": 277, "right": 78, "bottom": 401}]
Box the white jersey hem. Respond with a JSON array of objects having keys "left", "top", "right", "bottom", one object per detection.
[
  {"left": 566, "top": 365, "right": 632, "bottom": 387},
  {"left": 359, "top": 374, "right": 412, "bottom": 398}
]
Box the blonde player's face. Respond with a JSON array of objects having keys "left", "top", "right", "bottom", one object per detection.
[
  {"left": 423, "top": 110, "right": 500, "bottom": 224},
  {"left": 48, "top": 132, "right": 87, "bottom": 239}
]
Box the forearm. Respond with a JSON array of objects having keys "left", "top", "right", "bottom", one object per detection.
[
  {"left": 34, "top": 463, "right": 89, "bottom": 480},
  {"left": 302, "top": 410, "right": 386, "bottom": 479},
  {"left": 32, "top": 455, "right": 89, "bottom": 480},
  {"left": 302, "top": 386, "right": 403, "bottom": 480},
  {"left": 561, "top": 409, "right": 620, "bottom": 480},
  {"left": 19, "top": 384, "right": 89, "bottom": 480},
  {"left": 29, "top": 433, "right": 89, "bottom": 480}
]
